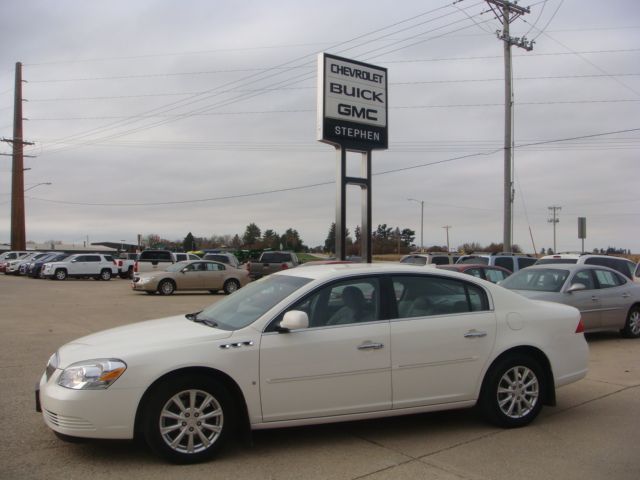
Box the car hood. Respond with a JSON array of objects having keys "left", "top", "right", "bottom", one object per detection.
[{"left": 57, "top": 314, "right": 233, "bottom": 367}]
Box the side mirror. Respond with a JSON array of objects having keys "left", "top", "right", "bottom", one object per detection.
[
  {"left": 277, "top": 310, "right": 309, "bottom": 333},
  {"left": 567, "top": 283, "right": 586, "bottom": 293}
]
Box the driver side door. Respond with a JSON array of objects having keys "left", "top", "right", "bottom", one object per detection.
[{"left": 259, "top": 277, "right": 391, "bottom": 422}]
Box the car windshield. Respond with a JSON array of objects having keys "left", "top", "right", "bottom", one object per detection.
[
  {"left": 195, "top": 274, "right": 312, "bottom": 330},
  {"left": 501, "top": 268, "right": 569, "bottom": 292}
]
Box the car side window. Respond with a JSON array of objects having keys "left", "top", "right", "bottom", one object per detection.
[
  {"left": 518, "top": 258, "right": 537, "bottom": 269},
  {"left": 485, "top": 269, "right": 508, "bottom": 283},
  {"left": 494, "top": 257, "right": 514, "bottom": 271},
  {"left": 465, "top": 268, "right": 483, "bottom": 279},
  {"left": 206, "top": 263, "right": 224, "bottom": 271},
  {"left": 571, "top": 270, "right": 596, "bottom": 290},
  {"left": 392, "top": 275, "right": 489, "bottom": 319},
  {"left": 282, "top": 278, "right": 380, "bottom": 329},
  {"left": 594, "top": 269, "right": 623, "bottom": 288}
]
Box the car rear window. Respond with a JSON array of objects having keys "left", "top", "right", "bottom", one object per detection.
[
  {"left": 535, "top": 258, "right": 578, "bottom": 265},
  {"left": 400, "top": 256, "right": 427, "bottom": 266},
  {"left": 139, "top": 250, "right": 172, "bottom": 261},
  {"left": 261, "top": 253, "right": 292, "bottom": 263}
]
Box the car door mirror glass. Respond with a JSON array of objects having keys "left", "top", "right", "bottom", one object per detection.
[{"left": 278, "top": 310, "right": 309, "bottom": 332}]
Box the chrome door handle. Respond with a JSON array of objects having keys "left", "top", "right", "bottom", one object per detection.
[
  {"left": 591, "top": 296, "right": 599, "bottom": 302},
  {"left": 358, "top": 342, "right": 384, "bottom": 350},
  {"left": 622, "top": 293, "right": 631, "bottom": 298},
  {"left": 464, "top": 329, "right": 487, "bottom": 338}
]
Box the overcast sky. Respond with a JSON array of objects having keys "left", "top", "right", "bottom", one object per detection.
[{"left": 0, "top": 0, "right": 638, "bottom": 252}]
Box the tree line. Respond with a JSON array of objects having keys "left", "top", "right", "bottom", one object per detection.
[{"left": 143, "top": 226, "right": 631, "bottom": 256}]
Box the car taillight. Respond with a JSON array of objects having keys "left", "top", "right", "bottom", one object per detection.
[
  {"left": 281, "top": 263, "right": 288, "bottom": 270},
  {"left": 134, "top": 261, "right": 138, "bottom": 273},
  {"left": 117, "top": 260, "right": 123, "bottom": 267},
  {"left": 575, "top": 317, "right": 585, "bottom": 334}
]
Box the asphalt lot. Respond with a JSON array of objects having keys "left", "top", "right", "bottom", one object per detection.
[{"left": 1, "top": 273, "right": 639, "bottom": 480}]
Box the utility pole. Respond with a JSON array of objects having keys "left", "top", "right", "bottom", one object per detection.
[
  {"left": 548, "top": 205, "right": 561, "bottom": 253},
  {"left": 486, "top": 0, "right": 533, "bottom": 253},
  {"left": 2, "top": 62, "right": 34, "bottom": 250},
  {"left": 442, "top": 225, "right": 452, "bottom": 252},
  {"left": 408, "top": 198, "right": 424, "bottom": 252}
]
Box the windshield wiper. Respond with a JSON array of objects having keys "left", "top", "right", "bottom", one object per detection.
[{"left": 186, "top": 311, "right": 218, "bottom": 328}]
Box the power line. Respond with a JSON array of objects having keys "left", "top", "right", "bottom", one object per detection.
[
  {"left": 26, "top": 98, "right": 640, "bottom": 121},
  {"left": 25, "top": 127, "right": 640, "bottom": 207},
  {"left": 24, "top": 48, "right": 640, "bottom": 84},
  {"left": 25, "top": 72, "right": 640, "bottom": 104},
  {"left": 30, "top": 2, "right": 489, "bottom": 157},
  {"left": 522, "top": 18, "right": 640, "bottom": 98}
]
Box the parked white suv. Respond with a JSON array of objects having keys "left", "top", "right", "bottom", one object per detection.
[
  {"left": 535, "top": 253, "right": 636, "bottom": 280},
  {"left": 456, "top": 252, "right": 537, "bottom": 273},
  {"left": 42, "top": 253, "right": 118, "bottom": 281}
]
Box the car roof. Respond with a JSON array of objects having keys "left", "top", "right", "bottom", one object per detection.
[
  {"left": 438, "top": 264, "right": 510, "bottom": 272},
  {"left": 276, "top": 262, "right": 484, "bottom": 283},
  {"left": 515, "top": 263, "right": 624, "bottom": 274}
]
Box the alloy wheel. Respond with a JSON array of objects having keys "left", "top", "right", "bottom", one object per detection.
[
  {"left": 496, "top": 365, "right": 539, "bottom": 419},
  {"left": 159, "top": 389, "right": 224, "bottom": 454}
]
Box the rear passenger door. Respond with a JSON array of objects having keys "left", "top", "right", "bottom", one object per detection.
[
  {"left": 593, "top": 269, "right": 631, "bottom": 329},
  {"left": 566, "top": 269, "right": 602, "bottom": 330},
  {"left": 390, "top": 275, "right": 496, "bottom": 409},
  {"left": 203, "top": 262, "right": 226, "bottom": 290}
]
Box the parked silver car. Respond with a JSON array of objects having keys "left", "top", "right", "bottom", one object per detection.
[{"left": 501, "top": 264, "right": 640, "bottom": 338}]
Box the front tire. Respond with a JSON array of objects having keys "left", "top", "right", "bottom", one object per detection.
[
  {"left": 54, "top": 269, "right": 67, "bottom": 281},
  {"left": 478, "top": 354, "right": 545, "bottom": 428},
  {"left": 142, "top": 375, "right": 234, "bottom": 464},
  {"left": 621, "top": 305, "right": 640, "bottom": 338},
  {"left": 158, "top": 279, "right": 175, "bottom": 295}
]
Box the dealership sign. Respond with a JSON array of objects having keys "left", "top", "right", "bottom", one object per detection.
[{"left": 317, "top": 53, "right": 388, "bottom": 150}]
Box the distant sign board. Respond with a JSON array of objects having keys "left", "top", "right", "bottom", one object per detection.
[
  {"left": 578, "top": 217, "right": 587, "bottom": 239},
  {"left": 317, "top": 53, "right": 388, "bottom": 150}
]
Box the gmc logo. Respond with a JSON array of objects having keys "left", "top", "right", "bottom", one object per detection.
[{"left": 337, "top": 103, "right": 378, "bottom": 121}]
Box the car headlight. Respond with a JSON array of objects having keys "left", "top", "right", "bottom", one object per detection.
[{"left": 58, "top": 359, "right": 127, "bottom": 390}]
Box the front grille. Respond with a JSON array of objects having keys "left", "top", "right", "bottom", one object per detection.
[
  {"left": 45, "top": 364, "right": 56, "bottom": 381},
  {"left": 44, "top": 410, "right": 95, "bottom": 431}
]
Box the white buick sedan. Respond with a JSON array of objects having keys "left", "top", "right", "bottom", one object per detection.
[{"left": 37, "top": 264, "right": 588, "bottom": 463}]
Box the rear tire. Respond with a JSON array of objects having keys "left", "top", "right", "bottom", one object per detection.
[
  {"left": 141, "top": 374, "right": 235, "bottom": 464},
  {"left": 100, "top": 269, "right": 112, "bottom": 281},
  {"left": 621, "top": 305, "right": 640, "bottom": 338},
  {"left": 223, "top": 279, "right": 240, "bottom": 295},
  {"left": 478, "top": 354, "right": 545, "bottom": 428}
]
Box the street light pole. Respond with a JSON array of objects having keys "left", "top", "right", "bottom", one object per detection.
[
  {"left": 408, "top": 198, "right": 424, "bottom": 252},
  {"left": 442, "top": 225, "right": 452, "bottom": 252},
  {"left": 24, "top": 182, "right": 52, "bottom": 192}
]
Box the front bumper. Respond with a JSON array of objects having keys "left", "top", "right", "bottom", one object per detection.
[
  {"left": 131, "top": 279, "right": 157, "bottom": 291},
  {"left": 37, "top": 370, "right": 143, "bottom": 440}
]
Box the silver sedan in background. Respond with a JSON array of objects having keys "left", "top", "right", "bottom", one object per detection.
[{"left": 501, "top": 264, "right": 640, "bottom": 338}]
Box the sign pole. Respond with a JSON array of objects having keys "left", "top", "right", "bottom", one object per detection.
[{"left": 317, "top": 53, "right": 387, "bottom": 263}]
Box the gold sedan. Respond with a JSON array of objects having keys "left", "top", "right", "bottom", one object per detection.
[{"left": 132, "top": 260, "right": 250, "bottom": 295}]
